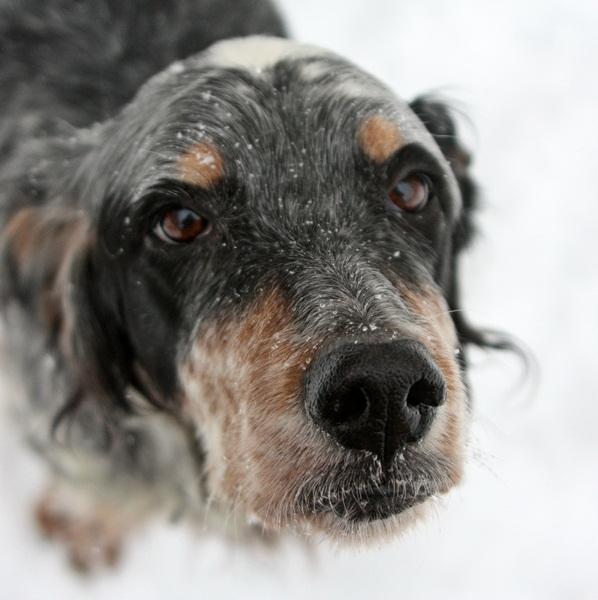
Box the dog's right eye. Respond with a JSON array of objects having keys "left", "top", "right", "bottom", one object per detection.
[{"left": 153, "top": 207, "right": 210, "bottom": 243}]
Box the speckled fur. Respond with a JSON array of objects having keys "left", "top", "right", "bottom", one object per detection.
[{"left": 0, "top": 0, "right": 493, "bottom": 560}]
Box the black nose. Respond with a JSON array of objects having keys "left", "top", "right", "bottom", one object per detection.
[{"left": 305, "top": 341, "right": 446, "bottom": 465}]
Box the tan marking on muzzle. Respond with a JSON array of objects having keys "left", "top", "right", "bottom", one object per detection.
[
  {"left": 399, "top": 283, "right": 467, "bottom": 479},
  {"left": 180, "top": 289, "right": 332, "bottom": 525},
  {"left": 181, "top": 285, "right": 467, "bottom": 539},
  {"left": 358, "top": 115, "right": 404, "bottom": 163},
  {"left": 177, "top": 142, "right": 224, "bottom": 188}
]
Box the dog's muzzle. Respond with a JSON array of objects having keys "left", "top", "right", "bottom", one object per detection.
[{"left": 305, "top": 340, "right": 446, "bottom": 467}]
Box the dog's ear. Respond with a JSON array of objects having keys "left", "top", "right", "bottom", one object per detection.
[
  {"left": 1, "top": 205, "right": 90, "bottom": 338},
  {"left": 65, "top": 236, "right": 145, "bottom": 418},
  {"left": 409, "top": 96, "right": 510, "bottom": 354},
  {"left": 1, "top": 205, "right": 144, "bottom": 427}
]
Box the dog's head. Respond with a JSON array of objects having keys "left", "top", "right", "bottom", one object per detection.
[{"left": 4, "top": 37, "right": 486, "bottom": 540}]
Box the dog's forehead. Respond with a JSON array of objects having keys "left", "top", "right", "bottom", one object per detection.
[
  {"left": 197, "top": 36, "right": 435, "bottom": 144},
  {"left": 116, "top": 36, "right": 456, "bottom": 205}
]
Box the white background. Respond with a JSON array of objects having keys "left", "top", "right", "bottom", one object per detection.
[{"left": 1, "top": 0, "right": 597, "bottom": 598}]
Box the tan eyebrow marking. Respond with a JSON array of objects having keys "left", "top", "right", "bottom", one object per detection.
[
  {"left": 358, "top": 115, "right": 405, "bottom": 163},
  {"left": 177, "top": 142, "right": 224, "bottom": 188}
]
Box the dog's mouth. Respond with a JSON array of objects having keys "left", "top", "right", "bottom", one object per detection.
[
  {"left": 327, "top": 482, "right": 431, "bottom": 522},
  {"left": 294, "top": 451, "right": 447, "bottom": 524}
]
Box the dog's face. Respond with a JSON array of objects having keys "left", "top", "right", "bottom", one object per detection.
[{"left": 18, "top": 37, "right": 477, "bottom": 540}]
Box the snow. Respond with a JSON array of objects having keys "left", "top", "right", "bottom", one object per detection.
[{"left": 2, "top": 0, "right": 598, "bottom": 598}]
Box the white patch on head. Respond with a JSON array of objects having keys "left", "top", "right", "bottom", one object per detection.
[{"left": 205, "top": 35, "right": 329, "bottom": 72}]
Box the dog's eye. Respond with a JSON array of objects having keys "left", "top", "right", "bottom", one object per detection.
[
  {"left": 388, "top": 173, "right": 431, "bottom": 212},
  {"left": 153, "top": 207, "right": 210, "bottom": 243}
]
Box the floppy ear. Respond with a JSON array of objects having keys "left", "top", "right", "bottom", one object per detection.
[
  {"left": 409, "top": 96, "right": 512, "bottom": 355},
  {"left": 65, "top": 235, "right": 147, "bottom": 418},
  {"left": 1, "top": 205, "right": 90, "bottom": 339},
  {"left": 1, "top": 204, "right": 147, "bottom": 429}
]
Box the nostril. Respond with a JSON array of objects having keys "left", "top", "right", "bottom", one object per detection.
[
  {"left": 406, "top": 379, "right": 434, "bottom": 406},
  {"left": 305, "top": 341, "right": 447, "bottom": 460},
  {"left": 405, "top": 377, "right": 445, "bottom": 411},
  {"left": 322, "top": 384, "right": 369, "bottom": 427}
]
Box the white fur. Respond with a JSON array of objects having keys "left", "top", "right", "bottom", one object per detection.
[{"left": 206, "top": 35, "right": 327, "bottom": 72}]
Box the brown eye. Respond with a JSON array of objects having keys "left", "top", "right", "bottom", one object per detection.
[
  {"left": 153, "top": 207, "right": 210, "bottom": 243},
  {"left": 388, "top": 173, "right": 431, "bottom": 212}
]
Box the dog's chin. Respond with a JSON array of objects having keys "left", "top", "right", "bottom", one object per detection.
[
  {"left": 296, "top": 478, "right": 439, "bottom": 541},
  {"left": 284, "top": 481, "right": 439, "bottom": 544},
  {"left": 296, "top": 497, "right": 433, "bottom": 544},
  {"left": 242, "top": 450, "right": 459, "bottom": 543},
  {"left": 327, "top": 482, "right": 432, "bottom": 522}
]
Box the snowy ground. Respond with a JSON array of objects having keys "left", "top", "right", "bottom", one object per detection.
[{"left": 2, "top": 0, "right": 598, "bottom": 598}]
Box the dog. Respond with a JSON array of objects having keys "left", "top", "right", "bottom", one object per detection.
[{"left": 0, "top": 0, "right": 505, "bottom": 571}]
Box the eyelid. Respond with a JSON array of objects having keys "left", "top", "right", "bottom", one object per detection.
[
  {"left": 385, "top": 143, "right": 445, "bottom": 187},
  {"left": 129, "top": 180, "right": 214, "bottom": 230}
]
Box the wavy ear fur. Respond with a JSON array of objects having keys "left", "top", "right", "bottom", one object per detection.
[
  {"left": 409, "top": 97, "right": 514, "bottom": 355},
  {"left": 65, "top": 239, "right": 141, "bottom": 418},
  {"left": 1, "top": 205, "right": 89, "bottom": 339},
  {"left": 0, "top": 203, "right": 146, "bottom": 430}
]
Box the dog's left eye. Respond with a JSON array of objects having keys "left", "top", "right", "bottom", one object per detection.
[
  {"left": 388, "top": 173, "right": 431, "bottom": 212},
  {"left": 153, "top": 207, "right": 210, "bottom": 243}
]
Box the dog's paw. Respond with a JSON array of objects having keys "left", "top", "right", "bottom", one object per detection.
[{"left": 34, "top": 488, "right": 123, "bottom": 573}]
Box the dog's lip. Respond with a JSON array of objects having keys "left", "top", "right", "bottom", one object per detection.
[
  {"left": 329, "top": 485, "right": 430, "bottom": 522},
  {"left": 304, "top": 481, "right": 433, "bottom": 523},
  {"left": 296, "top": 453, "right": 445, "bottom": 523}
]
